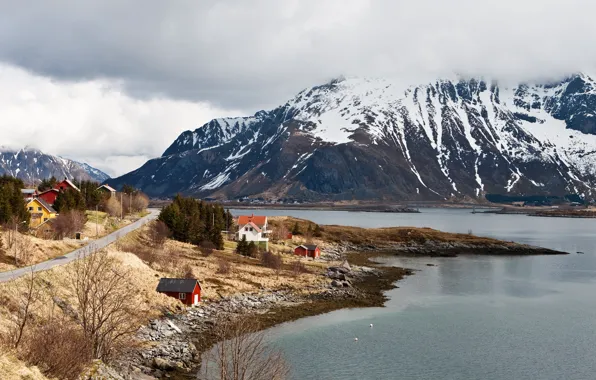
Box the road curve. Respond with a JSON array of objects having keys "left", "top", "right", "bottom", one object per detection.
[{"left": 0, "top": 208, "right": 160, "bottom": 283}]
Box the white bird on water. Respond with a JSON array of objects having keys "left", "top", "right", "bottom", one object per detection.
[
  {"left": 354, "top": 337, "right": 358, "bottom": 341},
  {"left": 370, "top": 324, "right": 373, "bottom": 328}
]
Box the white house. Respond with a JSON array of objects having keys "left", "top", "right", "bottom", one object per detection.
[{"left": 237, "top": 214, "right": 270, "bottom": 249}]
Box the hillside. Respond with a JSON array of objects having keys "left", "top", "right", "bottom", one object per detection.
[
  {"left": 111, "top": 74, "right": 596, "bottom": 201},
  {"left": 0, "top": 147, "right": 109, "bottom": 184}
]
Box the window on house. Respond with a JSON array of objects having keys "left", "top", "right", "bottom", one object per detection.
[
  {"left": 245, "top": 227, "right": 248, "bottom": 231},
  {"left": 29, "top": 207, "right": 33, "bottom": 211},
  {"left": 250, "top": 227, "right": 253, "bottom": 231},
  {"left": 38, "top": 207, "right": 42, "bottom": 211},
  {"left": 43, "top": 218, "right": 48, "bottom": 222},
  {"left": 179, "top": 293, "right": 186, "bottom": 300}
]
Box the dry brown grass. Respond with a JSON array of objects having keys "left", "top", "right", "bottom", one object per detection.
[
  {"left": 0, "top": 353, "right": 49, "bottom": 380},
  {"left": 0, "top": 230, "right": 80, "bottom": 272},
  {"left": 269, "top": 216, "right": 513, "bottom": 247}
]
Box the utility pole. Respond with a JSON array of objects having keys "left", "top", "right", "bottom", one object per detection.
[
  {"left": 120, "top": 192, "right": 123, "bottom": 220},
  {"left": 14, "top": 221, "right": 18, "bottom": 266},
  {"left": 96, "top": 205, "right": 99, "bottom": 239}
]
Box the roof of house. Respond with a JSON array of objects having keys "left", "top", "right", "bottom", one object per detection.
[
  {"left": 98, "top": 184, "right": 117, "bottom": 192},
  {"left": 247, "top": 221, "right": 262, "bottom": 233},
  {"left": 58, "top": 178, "right": 80, "bottom": 192},
  {"left": 21, "top": 189, "right": 36, "bottom": 195},
  {"left": 156, "top": 278, "right": 201, "bottom": 293},
  {"left": 28, "top": 197, "right": 56, "bottom": 214},
  {"left": 297, "top": 244, "right": 319, "bottom": 251},
  {"left": 238, "top": 214, "right": 267, "bottom": 227},
  {"left": 38, "top": 188, "right": 59, "bottom": 195}
]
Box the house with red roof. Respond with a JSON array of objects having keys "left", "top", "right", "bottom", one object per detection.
[{"left": 237, "top": 214, "right": 271, "bottom": 249}]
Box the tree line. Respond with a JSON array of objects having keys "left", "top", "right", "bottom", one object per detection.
[
  {"left": 158, "top": 195, "right": 233, "bottom": 250},
  {"left": 0, "top": 175, "right": 30, "bottom": 228}
]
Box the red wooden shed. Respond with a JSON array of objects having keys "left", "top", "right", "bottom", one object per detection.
[
  {"left": 156, "top": 278, "right": 202, "bottom": 306},
  {"left": 37, "top": 189, "right": 60, "bottom": 206},
  {"left": 294, "top": 244, "right": 321, "bottom": 259}
]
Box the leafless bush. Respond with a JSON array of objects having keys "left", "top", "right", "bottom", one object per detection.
[
  {"left": 199, "top": 240, "right": 216, "bottom": 257},
  {"left": 291, "top": 260, "right": 309, "bottom": 276},
  {"left": 147, "top": 220, "right": 171, "bottom": 248},
  {"left": 270, "top": 223, "right": 289, "bottom": 242},
  {"left": 199, "top": 319, "right": 289, "bottom": 380},
  {"left": 102, "top": 197, "right": 122, "bottom": 218},
  {"left": 180, "top": 263, "right": 196, "bottom": 279},
  {"left": 261, "top": 251, "right": 283, "bottom": 273},
  {"left": 122, "top": 241, "right": 158, "bottom": 265},
  {"left": 22, "top": 317, "right": 92, "bottom": 380},
  {"left": 13, "top": 233, "right": 34, "bottom": 267},
  {"left": 131, "top": 193, "right": 149, "bottom": 213},
  {"left": 467, "top": 229, "right": 474, "bottom": 235},
  {"left": 52, "top": 210, "right": 87, "bottom": 240},
  {"left": 67, "top": 250, "right": 143, "bottom": 361},
  {"left": 216, "top": 258, "right": 231, "bottom": 275},
  {"left": 1, "top": 269, "right": 39, "bottom": 349}
]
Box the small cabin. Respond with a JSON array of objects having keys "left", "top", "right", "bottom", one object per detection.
[
  {"left": 97, "top": 184, "right": 117, "bottom": 198},
  {"left": 294, "top": 244, "right": 321, "bottom": 259},
  {"left": 156, "top": 278, "right": 202, "bottom": 306}
]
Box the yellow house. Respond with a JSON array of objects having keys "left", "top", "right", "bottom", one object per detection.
[{"left": 26, "top": 198, "right": 57, "bottom": 228}]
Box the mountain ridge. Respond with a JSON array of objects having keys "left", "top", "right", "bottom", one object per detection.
[
  {"left": 109, "top": 74, "right": 596, "bottom": 201},
  {"left": 0, "top": 147, "right": 110, "bottom": 184}
]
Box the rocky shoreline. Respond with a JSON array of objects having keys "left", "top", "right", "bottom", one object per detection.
[
  {"left": 112, "top": 257, "right": 407, "bottom": 380},
  {"left": 322, "top": 241, "right": 565, "bottom": 260}
]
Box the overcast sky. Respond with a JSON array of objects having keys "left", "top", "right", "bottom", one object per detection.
[{"left": 0, "top": 0, "right": 595, "bottom": 176}]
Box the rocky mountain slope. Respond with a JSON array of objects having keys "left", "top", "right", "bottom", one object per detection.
[
  {"left": 0, "top": 147, "right": 110, "bottom": 184},
  {"left": 110, "top": 74, "right": 596, "bottom": 201}
]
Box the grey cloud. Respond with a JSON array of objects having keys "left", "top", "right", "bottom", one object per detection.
[{"left": 0, "top": 0, "right": 595, "bottom": 111}]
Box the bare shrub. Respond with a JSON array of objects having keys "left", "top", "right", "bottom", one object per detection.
[
  {"left": 147, "top": 220, "right": 171, "bottom": 248},
  {"left": 216, "top": 258, "right": 231, "bottom": 275},
  {"left": 23, "top": 317, "right": 92, "bottom": 380},
  {"left": 13, "top": 233, "right": 34, "bottom": 267},
  {"left": 180, "top": 263, "right": 196, "bottom": 279},
  {"left": 261, "top": 251, "right": 283, "bottom": 272},
  {"left": 67, "top": 250, "right": 143, "bottom": 361},
  {"left": 102, "top": 196, "right": 122, "bottom": 218},
  {"left": 199, "top": 319, "right": 289, "bottom": 380},
  {"left": 52, "top": 210, "right": 87, "bottom": 240},
  {"left": 270, "top": 223, "right": 289, "bottom": 242},
  {"left": 122, "top": 241, "right": 158, "bottom": 265},
  {"left": 291, "top": 260, "right": 309, "bottom": 277},
  {"left": 2, "top": 269, "right": 39, "bottom": 349},
  {"left": 199, "top": 240, "right": 216, "bottom": 257},
  {"left": 131, "top": 193, "right": 149, "bottom": 213}
]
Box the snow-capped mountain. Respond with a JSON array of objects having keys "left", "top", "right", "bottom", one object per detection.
[
  {"left": 110, "top": 74, "right": 596, "bottom": 201},
  {"left": 0, "top": 147, "right": 110, "bottom": 184}
]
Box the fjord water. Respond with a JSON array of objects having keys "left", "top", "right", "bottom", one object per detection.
[{"left": 231, "top": 208, "right": 596, "bottom": 379}]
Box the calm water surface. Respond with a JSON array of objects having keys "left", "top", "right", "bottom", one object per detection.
[{"left": 229, "top": 209, "right": 596, "bottom": 379}]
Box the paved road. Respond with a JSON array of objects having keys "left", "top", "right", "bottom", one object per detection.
[{"left": 0, "top": 208, "right": 160, "bottom": 283}]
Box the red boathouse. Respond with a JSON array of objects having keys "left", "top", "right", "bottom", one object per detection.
[
  {"left": 294, "top": 244, "right": 321, "bottom": 259},
  {"left": 156, "top": 278, "right": 202, "bottom": 306}
]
